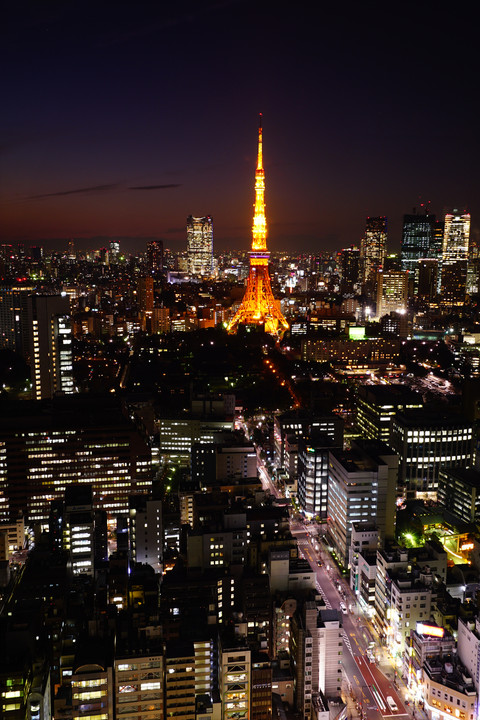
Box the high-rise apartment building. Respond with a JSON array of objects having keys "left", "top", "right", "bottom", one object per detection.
[
  {"left": 129, "top": 495, "right": 163, "bottom": 572},
  {"left": 114, "top": 649, "right": 164, "bottom": 720},
  {"left": 440, "top": 210, "right": 471, "bottom": 304},
  {"left": 375, "top": 270, "right": 408, "bottom": 318},
  {"left": 27, "top": 294, "right": 74, "bottom": 400},
  {"left": 290, "top": 600, "right": 343, "bottom": 720},
  {"left": 187, "top": 216, "right": 213, "bottom": 277},
  {"left": 361, "top": 216, "right": 387, "bottom": 295},
  {"left": 219, "top": 633, "right": 252, "bottom": 720}
]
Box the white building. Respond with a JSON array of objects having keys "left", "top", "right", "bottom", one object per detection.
[
  {"left": 328, "top": 441, "right": 397, "bottom": 567},
  {"left": 457, "top": 617, "right": 480, "bottom": 691},
  {"left": 187, "top": 215, "right": 214, "bottom": 277}
]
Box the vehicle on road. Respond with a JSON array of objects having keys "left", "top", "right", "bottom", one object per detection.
[
  {"left": 340, "top": 602, "right": 347, "bottom": 614},
  {"left": 386, "top": 696, "right": 398, "bottom": 712}
]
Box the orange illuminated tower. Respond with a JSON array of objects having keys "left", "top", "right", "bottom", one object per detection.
[{"left": 227, "top": 115, "right": 288, "bottom": 337}]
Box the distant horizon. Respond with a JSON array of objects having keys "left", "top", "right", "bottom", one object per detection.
[{"left": 2, "top": 4, "right": 478, "bottom": 256}]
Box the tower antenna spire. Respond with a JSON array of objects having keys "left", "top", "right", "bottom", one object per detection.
[{"left": 226, "top": 116, "right": 288, "bottom": 338}]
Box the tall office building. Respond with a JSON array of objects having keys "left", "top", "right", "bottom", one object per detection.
[
  {"left": 0, "top": 283, "right": 33, "bottom": 356},
  {"left": 146, "top": 239, "right": 163, "bottom": 275},
  {"left": 109, "top": 239, "right": 120, "bottom": 262},
  {"left": 0, "top": 397, "right": 152, "bottom": 523},
  {"left": 390, "top": 410, "right": 474, "bottom": 499},
  {"left": 400, "top": 212, "right": 435, "bottom": 278},
  {"left": 339, "top": 246, "right": 361, "bottom": 294},
  {"left": 417, "top": 258, "right": 439, "bottom": 301},
  {"left": 137, "top": 276, "right": 154, "bottom": 331},
  {"left": 357, "top": 385, "right": 423, "bottom": 442},
  {"left": 328, "top": 440, "right": 398, "bottom": 566},
  {"left": 297, "top": 433, "right": 340, "bottom": 519},
  {"left": 27, "top": 294, "right": 74, "bottom": 400},
  {"left": 440, "top": 210, "right": 471, "bottom": 304},
  {"left": 361, "top": 216, "right": 387, "bottom": 295},
  {"left": 187, "top": 215, "right": 214, "bottom": 277},
  {"left": 375, "top": 270, "right": 408, "bottom": 318}
]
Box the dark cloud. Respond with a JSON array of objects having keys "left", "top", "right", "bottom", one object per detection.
[
  {"left": 29, "top": 184, "right": 118, "bottom": 199},
  {"left": 128, "top": 184, "right": 181, "bottom": 191}
]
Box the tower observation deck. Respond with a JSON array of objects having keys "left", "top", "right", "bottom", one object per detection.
[{"left": 227, "top": 116, "right": 288, "bottom": 337}]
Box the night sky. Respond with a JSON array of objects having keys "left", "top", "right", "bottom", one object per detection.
[{"left": 1, "top": 1, "right": 479, "bottom": 254}]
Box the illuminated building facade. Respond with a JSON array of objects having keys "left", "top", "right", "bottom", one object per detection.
[
  {"left": 114, "top": 652, "right": 164, "bottom": 720},
  {"left": 219, "top": 636, "right": 252, "bottom": 720},
  {"left": 400, "top": 212, "right": 436, "bottom": 277},
  {"left": 437, "top": 467, "right": 480, "bottom": 524},
  {"left": 420, "top": 655, "right": 476, "bottom": 720},
  {"left": 71, "top": 662, "right": 113, "bottom": 720},
  {"left": 356, "top": 385, "right": 423, "bottom": 442},
  {"left": 297, "top": 434, "right": 339, "bottom": 519},
  {"left": 187, "top": 215, "right": 214, "bottom": 277},
  {"left": 376, "top": 270, "right": 408, "bottom": 318},
  {"left": 361, "top": 216, "right": 387, "bottom": 296},
  {"left": 327, "top": 441, "right": 397, "bottom": 567},
  {"left": 129, "top": 495, "right": 163, "bottom": 571},
  {"left": 440, "top": 210, "right": 471, "bottom": 304},
  {"left": 0, "top": 283, "right": 33, "bottom": 356},
  {"left": 387, "top": 573, "right": 432, "bottom": 658},
  {"left": 227, "top": 116, "right": 288, "bottom": 337},
  {"left": 0, "top": 399, "right": 152, "bottom": 523},
  {"left": 390, "top": 411, "right": 474, "bottom": 499},
  {"left": 457, "top": 617, "right": 480, "bottom": 691},
  {"left": 273, "top": 411, "right": 343, "bottom": 471},
  {"left": 290, "top": 600, "right": 343, "bottom": 720},
  {"left": 301, "top": 337, "right": 400, "bottom": 366},
  {"left": 27, "top": 294, "right": 74, "bottom": 400}
]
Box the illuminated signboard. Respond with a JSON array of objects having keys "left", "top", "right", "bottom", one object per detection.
[
  {"left": 461, "top": 543, "right": 474, "bottom": 551},
  {"left": 349, "top": 326, "right": 366, "bottom": 341},
  {"left": 416, "top": 623, "right": 444, "bottom": 638}
]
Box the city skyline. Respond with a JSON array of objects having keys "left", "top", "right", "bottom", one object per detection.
[{"left": 1, "top": 2, "right": 479, "bottom": 252}]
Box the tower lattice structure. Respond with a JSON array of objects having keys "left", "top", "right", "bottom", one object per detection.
[{"left": 227, "top": 116, "right": 288, "bottom": 337}]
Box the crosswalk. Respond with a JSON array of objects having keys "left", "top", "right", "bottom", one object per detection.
[
  {"left": 316, "top": 581, "right": 331, "bottom": 608},
  {"left": 343, "top": 630, "right": 354, "bottom": 656}
]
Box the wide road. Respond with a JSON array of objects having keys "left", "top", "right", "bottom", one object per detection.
[
  {"left": 258, "top": 452, "right": 409, "bottom": 720},
  {"left": 289, "top": 512, "right": 408, "bottom": 720}
]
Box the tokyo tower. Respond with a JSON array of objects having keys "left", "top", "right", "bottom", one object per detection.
[{"left": 227, "top": 115, "right": 289, "bottom": 337}]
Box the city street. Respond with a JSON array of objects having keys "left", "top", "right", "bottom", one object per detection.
[{"left": 260, "top": 462, "right": 410, "bottom": 720}]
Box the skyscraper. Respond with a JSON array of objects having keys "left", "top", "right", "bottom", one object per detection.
[
  {"left": 27, "top": 294, "right": 74, "bottom": 400},
  {"left": 376, "top": 269, "right": 408, "bottom": 318},
  {"left": 0, "top": 282, "right": 34, "bottom": 356},
  {"left": 147, "top": 239, "right": 163, "bottom": 275},
  {"left": 440, "top": 210, "right": 471, "bottom": 304},
  {"left": 187, "top": 215, "right": 214, "bottom": 277},
  {"left": 339, "top": 245, "right": 360, "bottom": 294},
  {"left": 361, "top": 216, "right": 387, "bottom": 296},
  {"left": 227, "top": 116, "right": 288, "bottom": 337},
  {"left": 400, "top": 211, "right": 435, "bottom": 280}
]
